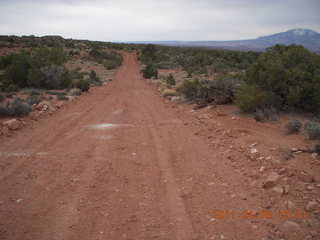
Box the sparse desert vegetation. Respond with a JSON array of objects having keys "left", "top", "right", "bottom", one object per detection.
[{"left": 0, "top": 35, "right": 320, "bottom": 240}]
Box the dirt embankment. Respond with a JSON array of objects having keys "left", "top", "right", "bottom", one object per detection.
[{"left": 0, "top": 52, "right": 319, "bottom": 240}]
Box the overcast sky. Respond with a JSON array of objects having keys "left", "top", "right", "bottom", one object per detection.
[{"left": 0, "top": 0, "right": 319, "bottom": 41}]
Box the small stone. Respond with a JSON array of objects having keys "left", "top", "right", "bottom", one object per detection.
[
  {"left": 311, "top": 153, "right": 318, "bottom": 159},
  {"left": 310, "top": 230, "right": 318, "bottom": 236},
  {"left": 291, "top": 148, "right": 299, "bottom": 152},
  {"left": 263, "top": 172, "right": 280, "bottom": 188},
  {"left": 250, "top": 148, "right": 261, "bottom": 160},
  {"left": 251, "top": 143, "right": 258, "bottom": 147},
  {"left": 307, "top": 185, "right": 315, "bottom": 191},
  {"left": 301, "top": 174, "right": 315, "bottom": 183},
  {"left": 29, "top": 111, "right": 41, "bottom": 120},
  {"left": 71, "top": 178, "right": 81, "bottom": 183},
  {"left": 3, "top": 119, "right": 21, "bottom": 130},
  {"left": 260, "top": 166, "right": 266, "bottom": 172},
  {"left": 283, "top": 221, "right": 300, "bottom": 231},
  {"left": 305, "top": 201, "right": 317, "bottom": 212},
  {"left": 278, "top": 167, "right": 287, "bottom": 174},
  {"left": 284, "top": 185, "right": 290, "bottom": 194},
  {"left": 217, "top": 111, "right": 227, "bottom": 116},
  {"left": 272, "top": 185, "right": 284, "bottom": 194},
  {"left": 0, "top": 126, "right": 11, "bottom": 136},
  {"left": 287, "top": 200, "right": 294, "bottom": 210},
  {"left": 16, "top": 199, "right": 23, "bottom": 203}
]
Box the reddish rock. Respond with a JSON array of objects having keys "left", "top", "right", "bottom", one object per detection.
[
  {"left": 3, "top": 119, "right": 21, "bottom": 130},
  {"left": 0, "top": 126, "right": 11, "bottom": 136},
  {"left": 263, "top": 172, "right": 280, "bottom": 188}
]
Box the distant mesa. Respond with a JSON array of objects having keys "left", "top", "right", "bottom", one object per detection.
[{"left": 132, "top": 29, "right": 320, "bottom": 53}]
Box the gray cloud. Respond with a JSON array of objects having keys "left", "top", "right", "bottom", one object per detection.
[{"left": 0, "top": 0, "right": 319, "bottom": 41}]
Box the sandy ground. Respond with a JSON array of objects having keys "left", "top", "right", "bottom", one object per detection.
[{"left": 0, "top": 52, "right": 319, "bottom": 240}]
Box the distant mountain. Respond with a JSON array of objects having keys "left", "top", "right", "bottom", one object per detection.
[{"left": 133, "top": 29, "right": 320, "bottom": 53}]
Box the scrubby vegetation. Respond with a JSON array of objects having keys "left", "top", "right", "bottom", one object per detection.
[
  {"left": 0, "top": 47, "right": 69, "bottom": 91},
  {"left": 165, "top": 73, "right": 176, "bottom": 86},
  {"left": 304, "top": 122, "right": 320, "bottom": 140},
  {"left": 0, "top": 97, "right": 32, "bottom": 117},
  {"left": 88, "top": 46, "right": 123, "bottom": 70},
  {"left": 235, "top": 44, "right": 320, "bottom": 113},
  {"left": 142, "top": 64, "right": 158, "bottom": 79},
  {"left": 285, "top": 119, "right": 302, "bottom": 134},
  {"left": 312, "top": 142, "right": 320, "bottom": 154}
]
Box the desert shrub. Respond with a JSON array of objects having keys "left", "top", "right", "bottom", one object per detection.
[
  {"left": 28, "top": 95, "right": 42, "bottom": 105},
  {"left": 7, "top": 98, "right": 32, "bottom": 116},
  {"left": 4, "top": 84, "right": 19, "bottom": 92},
  {"left": 46, "top": 90, "right": 66, "bottom": 96},
  {"left": 253, "top": 108, "right": 277, "bottom": 122},
  {"left": 25, "top": 89, "right": 42, "bottom": 96},
  {"left": 245, "top": 44, "right": 320, "bottom": 112},
  {"left": 77, "top": 79, "right": 90, "bottom": 92},
  {"left": 1, "top": 47, "right": 67, "bottom": 90},
  {"left": 140, "top": 44, "right": 157, "bottom": 63},
  {"left": 285, "top": 119, "right": 302, "bottom": 134},
  {"left": 0, "top": 104, "right": 8, "bottom": 116},
  {"left": 253, "top": 109, "right": 265, "bottom": 122},
  {"left": 40, "top": 64, "right": 64, "bottom": 89},
  {"left": 57, "top": 94, "right": 69, "bottom": 101},
  {"left": 0, "top": 93, "right": 5, "bottom": 102},
  {"left": 166, "top": 73, "right": 176, "bottom": 86},
  {"left": 162, "top": 89, "right": 178, "bottom": 97},
  {"left": 142, "top": 64, "right": 158, "bottom": 79},
  {"left": 69, "top": 88, "right": 82, "bottom": 96},
  {"left": 304, "top": 122, "right": 320, "bottom": 139},
  {"left": 177, "top": 79, "right": 202, "bottom": 99},
  {"left": 235, "top": 85, "right": 266, "bottom": 112},
  {"left": 312, "top": 142, "right": 320, "bottom": 154}
]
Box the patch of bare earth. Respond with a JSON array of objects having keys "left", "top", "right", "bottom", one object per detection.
[{"left": 0, "top": 52, "right": 319, "bottom": 240}]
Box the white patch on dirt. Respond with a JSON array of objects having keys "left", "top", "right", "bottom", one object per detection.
[
  {"left": 0, "top": 152, "right": 28, "bottom": 157},
  {"left": 88, "top": 123, "right": 133, "bottom": 130},
  {"left": 96, "top": 135, "right": 115, "bottom": 140},
  {"left": 37, "top": 152, "right": 50, "bottom": 155},
  {"left": 113, "top": 110, "right": 124, "bottom": 115}
]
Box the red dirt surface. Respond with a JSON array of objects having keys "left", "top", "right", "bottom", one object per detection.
[{"left": 0, "top": 52, "right": 319, "bottom": 240}]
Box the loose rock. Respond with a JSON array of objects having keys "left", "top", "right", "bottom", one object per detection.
[
  {"left": 283, "top": 221, "right": 300, "bottom": 231},
  {"left": 287, "top": 200, "right": 294, "bottom": 210},
  {"left": 263, "top": 172, "right": 280, "bottom": 188},
  {"left": 272, "top": 185, "right": 284, "bottom": 194},
  {"left": 3, "top": 119, "right": 21, "bottom": 130},
  {"left": 305, "top": 201, "right": 317, "bottom": 212}
]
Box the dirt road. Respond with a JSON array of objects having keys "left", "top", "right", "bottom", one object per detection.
[{"left": 0, "top": 53, "right": 314, "bottom": 240}]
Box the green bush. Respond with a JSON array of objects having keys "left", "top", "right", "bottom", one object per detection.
[
  {"left": 304, "top": 122, "right": 320, "bottom": 139},
  {"left": 77, "top": 79, "right": 90, "bottom": 92},
  {"left": 1, "top": 47, "right": 67, "bottom": 90},
  {"left": 7, "top": 98, "right": 32, "bottom": 116},
  {"left": 0, "top": 104, "right": 8, "bottom": 116},
  {"left": 245, "top": 44, "right": 320, "bottom": 112},
  {"left": 142, "top": 64, "right": 158, "bottom": 79},
  {"left": 312, "top": 142, "right": 320, "bottom": 154},
  {"left": 166, "top": 73, "right": 176, "bottom": 86},
  {"left": 0, "top": 93, "right": 5, "bottom": 102},
  {"left": 235, "top": 85, "right": 266, "bottom": 112},
  {"left": 28, "top": 95, "right": 42, "bottom": 105},
  {"left": 57, "top": 94, "right": 69, "bottom": 101},
  {"left": 4, "top": 84, "right": 19, "bottom": 92},
  {"left": 178, "top": 79, "right": 203, "bottom": 99},
  {"left": 285, "top": 119, "right": 302, "bottom": 134}
]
